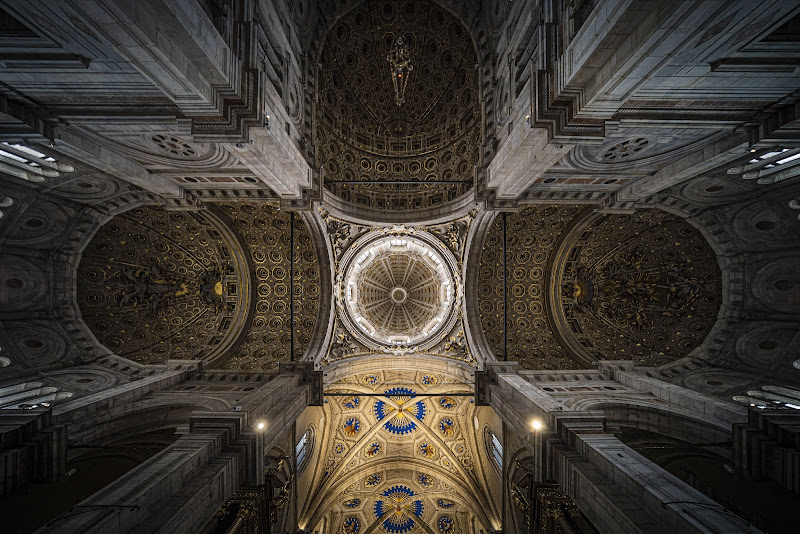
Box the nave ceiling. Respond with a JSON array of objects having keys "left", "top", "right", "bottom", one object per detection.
[
  {"left": 77, "top": 203, "right": 322, "bottom": 369},
  {"left": 300, "top": 357, "right": 499, "bottom": 534},
  {"left": 72, "top": 199, "right": 723, "bottom": 374}
]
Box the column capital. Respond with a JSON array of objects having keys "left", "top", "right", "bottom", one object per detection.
[
  {"left": 278, "top": 361, "right": 323, "bottom": 406},
  {"left": 475, "top": 361, "right": 518, "bottom": 405}
]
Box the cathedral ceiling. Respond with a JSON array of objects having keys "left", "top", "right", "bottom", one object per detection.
[
  {"left": 477, "top": 206, "right": 722, "bottom": 369},
  {"left": 302, "top": 359, "right": 496, "bottom": 533},
  {"left": 77, "top": 203, "right": 320, "bottom": 368},
  {"left": 317, "top": 0, "right": 480, "bottom": 211}
]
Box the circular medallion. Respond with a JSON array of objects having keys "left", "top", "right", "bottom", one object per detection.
[{"left": 337, "top": 228, "right": 461, "bottom": 353}]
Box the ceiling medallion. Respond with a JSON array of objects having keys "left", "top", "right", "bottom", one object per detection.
[
  {"left": 336, "top": 227, "right": 462, "bottom": 355},
  {"left": 387, "top": 37, "right": 413, "bottom": 106}
]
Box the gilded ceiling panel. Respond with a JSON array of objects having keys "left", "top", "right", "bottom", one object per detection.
[
  {"left": 317, "top": 0, "right": 480, "bottom": 210},
  {"left": 477, "top": 206, "right": 722, "bottom": 369},
  {"left": 77, "top": 206, "right": 247, "bottom": 364},
  {"left": 561, "top": 210, "right": 721, "bottom": 365},
  {"left": 478, "top": 205, "right": 586, "bottom": 370},
  {"left": 77, "top": 203, "right": 320, "bottom": 368},
  {"left": 216, "top": 203, "right": 320, "bottom": 369}
]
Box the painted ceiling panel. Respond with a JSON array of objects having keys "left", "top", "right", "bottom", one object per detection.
[{"left": 302, "top": 364, "right": 497, "bottom": 533}]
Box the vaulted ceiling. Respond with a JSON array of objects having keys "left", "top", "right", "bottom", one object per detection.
[
  {"left": 77, "top": 203, "right": 322, "bottom": 369},
  {"left": 301, "top": 358, "right": 499, "bottom": 534},
  {"left": 476, "top": 206, "right": 722, "bottom": 369},
  {"left": 1, "top": 1, "right": 799, "bottom": 531},
  {"left": 317, "top": 0, "right": 480, "bottom": 211}
]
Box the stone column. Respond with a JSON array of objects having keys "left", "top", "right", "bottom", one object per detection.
[
  {"left": 479, "top": 363, "right": 762, "bottom": 534},
  {"left": 733, "top": 409, "right": 800, "bottom": 494},
  {"left": 41, "top": 364, "right": 319, "bottom": 534},
  {"left": 0, "top": 407, "right": 66, "bottom": 496}
]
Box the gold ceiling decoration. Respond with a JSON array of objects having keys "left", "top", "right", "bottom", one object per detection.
[
  {"left": 77, "top": 206, "right": 248, "bottom": 364},
  {"left": 317, "top": 0, "right": 480, "bottom": 210},
  {"left": 217, "top": 203, "right": 320, "bottom": 370},
  {"left": 77, "top": 203, "right": 320, "bottom": 369},
  {"left": 477, "top": 206, "right": 721, "bottom": 369},
  {"left": 478, "top": 205, "right": 586, "bottom": 370},
  {"left": 559, "top": 210, "right": 721, "bottom": 366}
]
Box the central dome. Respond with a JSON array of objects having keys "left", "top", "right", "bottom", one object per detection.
[
  {"left": 337, "top": 230, "right": 461, "bottom": 353},
  {"left": 357, "top": 249, "right": 441, "bottom": 339}
]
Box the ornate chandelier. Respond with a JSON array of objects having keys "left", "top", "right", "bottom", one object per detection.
[{"left": 387, "top": 37, "right": 413, "bottom": 106}]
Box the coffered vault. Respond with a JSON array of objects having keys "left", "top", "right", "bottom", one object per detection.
[{"left": 1, "top": 1, "right": 800, "bottom": 534}]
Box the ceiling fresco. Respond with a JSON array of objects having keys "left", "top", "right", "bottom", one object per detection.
[
  {"left": 477, "top": 206, "right": 722, "bottom": 369},
  {"left": 77, "top": 203, "right": 320, "bottom": 368},
  {"left": 317, "top": 0, "right": 480, "bottom": 211},
  {"left": 301, "top": 366, "right": 498, "bottom": 533}
]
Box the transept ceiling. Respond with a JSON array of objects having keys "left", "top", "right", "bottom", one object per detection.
[
  {"left": 477, "top": 206, "right": 722, "bottom": 369},
  {"left": 77, "top": 203, "right": 321, "bottom": 369}
]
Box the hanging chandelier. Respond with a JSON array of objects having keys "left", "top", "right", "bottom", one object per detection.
[{"left": 387, "top": 37, "right": 413, "bottom": 106}]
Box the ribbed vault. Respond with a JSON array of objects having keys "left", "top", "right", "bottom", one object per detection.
[{"left": 301, "top": 357, "right": 498, "bottom": 533}]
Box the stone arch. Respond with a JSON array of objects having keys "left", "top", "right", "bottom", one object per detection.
[
  {"left": 300, "top": 209, "right": 335, "bottom": 368},
  {"left": 63, "top": 395, "right": 232, "bottom": 448},
  {"left": 463, "top": 208, "right": 497, "bottom": 368},
  {"left": 571, "top": 398, "right": 735, "bottom": 448},
  {"left": 732, "top": 322, "right": 800, "bottom": 373},
  {"left": 39, "top": 368, "right": 121, "bottom": 393},
  {"left": 678, "top": 367, "right": 764, "bottom": 397}
]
